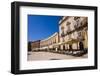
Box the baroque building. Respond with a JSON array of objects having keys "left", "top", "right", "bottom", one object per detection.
[
  {"left": 59, "top": 16, "right": 88, "bottom": 51},
  {"left": 28, "top": 40, "right": 41, "bottom": 51},
  {"left": 40, "top": 32, "right": 59, "bottom": 51},
  {"left": 28, "top": 16, "right": 88, "bottom": 56}
]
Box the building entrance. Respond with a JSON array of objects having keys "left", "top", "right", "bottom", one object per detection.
[{"left": 79, "top": 41, "right": 84, "bottom": 50}]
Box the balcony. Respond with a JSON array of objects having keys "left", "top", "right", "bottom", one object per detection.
[
  {"left": 74, "top": 21, "right": 86, "bottom": 31},
  {"left": 77, "top": 36, "right": 84, "bottom": 41},
  {"left": 74, "top": 18, "right": 87, "bottom": 30},
  {"left": 81, "top": 18, "right": 87, "bottom": 27}
]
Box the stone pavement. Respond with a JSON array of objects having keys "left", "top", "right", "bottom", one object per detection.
[{"left": 27, "top": 51, "right": 88, "bottom": 61}]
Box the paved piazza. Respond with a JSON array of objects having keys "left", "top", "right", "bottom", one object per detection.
[{"left": 27, "top": 51, "right": 88, "bottom": 61}]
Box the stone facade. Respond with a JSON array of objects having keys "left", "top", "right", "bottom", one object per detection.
[
  {"left": 59, "top": 16, "right": 88, "bottom": 50},
  {"left": 28, "top": 16, "right": 88, "bottom": 54},
  {"left": 40, "top": 32, "right": 59, "bottom": 50},
  {"left": 29, "top": 40, "right": 40, "bottom": 51}
]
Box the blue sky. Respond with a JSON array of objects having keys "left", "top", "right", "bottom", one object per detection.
[{"left": 28, "top": 15, "right": 62, "bottom": 41}]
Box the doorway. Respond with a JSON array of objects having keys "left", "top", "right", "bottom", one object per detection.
[{"left": 79, "top": 41, "right": 84, "bottom": 50}]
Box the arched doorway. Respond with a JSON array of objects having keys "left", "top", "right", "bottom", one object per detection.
[
  {"left": 69, "top": 45, "right": 72, "bottom": 51},
  {"left": 79, "top": 41, "right": 84, "bottom": 50},
  {"left": 63, "top": 45, "right": 65, "bottom": 50}
]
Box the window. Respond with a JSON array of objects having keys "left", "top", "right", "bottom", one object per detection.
[
  {"left": 66, "top": 21, "right": 71, "bottom": 25},
  {"left": 68, "top": 34, "right": 71, "bottom": 39},
  {"left": 61, "top": 26, "right": 64, "bottom": 30},
  {"left": 77, "top": 32, "right": 82, "bottom": 38},
  {"left": 74, "top": 17, "right": 80, "bottom": 20},
  {"left": 61, "top": 31, "right": 65, "bottom": 37},
  {"left": 67, "top": 25, "right": 71, "bottom": 33}
]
